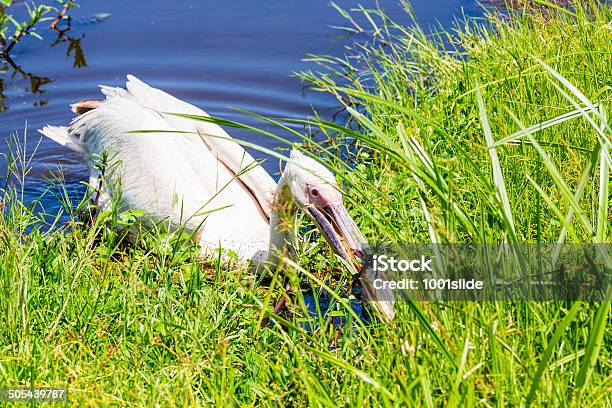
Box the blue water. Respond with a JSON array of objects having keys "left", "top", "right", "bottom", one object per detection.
[{"left": 0, "top": 0, "right": 481, "bottom": 215}]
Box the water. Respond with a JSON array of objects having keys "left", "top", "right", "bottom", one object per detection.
[{"left": 0, "top": 0, "right": 481, "bottom": 214}]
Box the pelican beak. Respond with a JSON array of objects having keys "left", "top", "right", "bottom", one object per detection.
[{"left": 307, "top": 204, "right": 395, "bottom": 322}]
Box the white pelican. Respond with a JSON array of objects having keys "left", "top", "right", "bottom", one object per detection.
[{"left": 39, "top": 75, "right": 394, "bottom": 321}]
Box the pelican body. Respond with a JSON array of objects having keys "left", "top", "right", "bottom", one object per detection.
[{"left": 39, "top": 75, "right": 394, "bottom": 321}]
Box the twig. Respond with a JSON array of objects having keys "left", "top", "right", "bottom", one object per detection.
[
  {"left": 50, "top": 2, "right": 70, "bottom": 32},
  {"left": 272, "top": 292, "right": 288, "bottom": 314},
  {"left": 262, "top": 284, "right": 293, "bottom": 327},
  {"left": 2, "top": 15, "right": 39, "bottom": 55}
]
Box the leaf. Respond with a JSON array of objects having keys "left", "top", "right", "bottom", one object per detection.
[
  {"left": 477, "top": 82, "right": 516, "bottom": 238},
  {"left": 492, "top": 103, "right": 601, "bottom": 148},
  {"left": 595, "top": 106, "right": 610, "bottom": 242},
  {"left": 573, "top": 287, "right": 612, "bottom": 400},
  {"left": 526, "top": 302, "right": 582, "bottom": 406}
]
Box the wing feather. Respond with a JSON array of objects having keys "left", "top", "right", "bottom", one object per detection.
[
  {"left": 123, "top": 75, "right": 277, "bottom": 220},
  {"left": 38, "top": 125, "right": 87, "bottom": 154}
]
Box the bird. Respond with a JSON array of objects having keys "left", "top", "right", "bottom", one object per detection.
[{"left": 39, "top": 75, "right": 394, "bottom": 321}]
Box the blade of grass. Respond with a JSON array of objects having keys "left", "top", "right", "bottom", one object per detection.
[
  {"left": 477, "top": 83, "right": 516, "bottom": 239},
  {"left": 573, "top": 287, "right": 611, "bottom": 401},
  {"left": 526, "top": 301, "right": 582, "bottom": 406}
]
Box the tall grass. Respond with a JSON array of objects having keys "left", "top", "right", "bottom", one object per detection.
[
  {"left": 298, "top": 1, "right": 610, "bottom": 245},
  {"left": 0, "top": 2, "right": 610, "bottom": 406}
]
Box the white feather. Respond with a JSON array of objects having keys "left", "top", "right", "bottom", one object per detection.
[
  {"left": 40, "top": 76, "right": 272, "bottom": 262},
  {"left": 38, "top": 125, "right": 86, "bottom": 154},
  {"left": 122, "top": 74, "right": 277, "bottom": 218}
]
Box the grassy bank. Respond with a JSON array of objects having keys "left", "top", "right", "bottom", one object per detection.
[{"left": 1, "top": 2, "right": 610, "bottom": 406}]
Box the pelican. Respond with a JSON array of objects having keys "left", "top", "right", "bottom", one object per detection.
[{"left": 39, "top": 75, "right": 394, "bottom": 321}]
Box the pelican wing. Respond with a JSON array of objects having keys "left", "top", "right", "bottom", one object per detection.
[
  {"left": 107, "top": 75, "right": 277, "bottom": 221},
  {"left": 39, "top": 125, "right": 86, "bottom": 154}
]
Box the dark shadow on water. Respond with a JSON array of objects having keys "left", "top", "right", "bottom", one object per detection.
[
  {"left": 0, "top": 55, "right": 53, "bottom": 113},
  {"left": 49, "top": 17, "right": 88, "bottom": 69},
  {"left": 0, "top": 27, "right": 87, "bottom": 112},
  {"left": 51, "top": 32, "right": 88, "bottom": 68}
]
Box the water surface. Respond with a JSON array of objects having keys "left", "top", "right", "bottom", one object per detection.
[{"left": 0, "top": 0, "right": 480, "bottom": 214}]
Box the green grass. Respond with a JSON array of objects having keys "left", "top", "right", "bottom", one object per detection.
[{"left": 1, "top": 1, "right": 611, "bottom": 406}]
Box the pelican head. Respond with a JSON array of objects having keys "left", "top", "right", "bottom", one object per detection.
[
  {"left": 275, "top": 149, "right": 395, "bottom": 321},
  {"left": 281, "top": 150, "right": 365, "bottom": 265}
]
